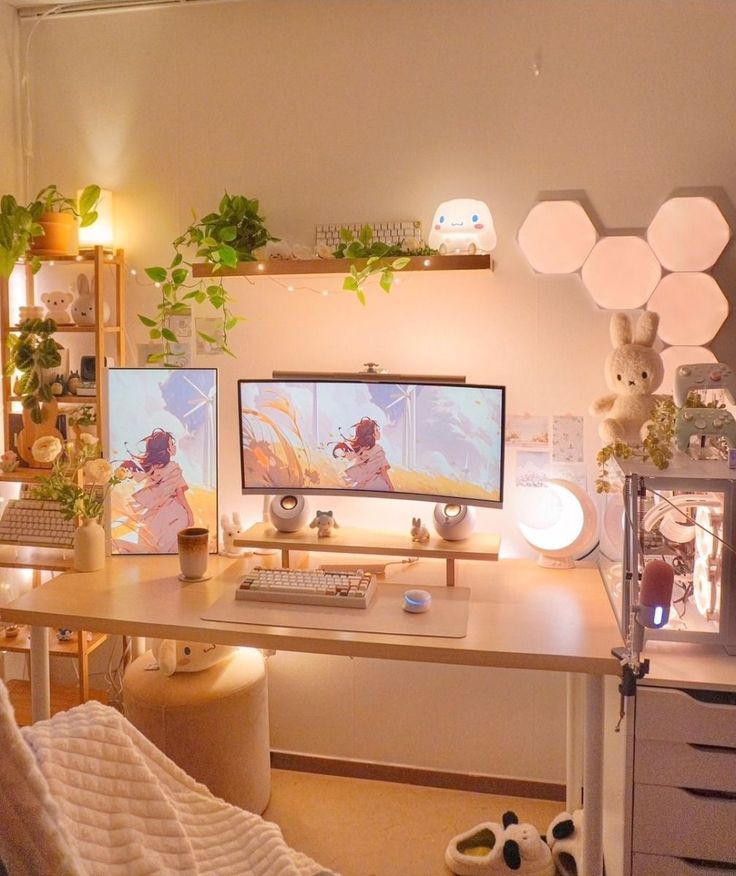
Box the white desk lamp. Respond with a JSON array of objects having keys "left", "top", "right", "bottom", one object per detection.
[{"left": 518, "top": 479, "right": 597, "bottom": 569}]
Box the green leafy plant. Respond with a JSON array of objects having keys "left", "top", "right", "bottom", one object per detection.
[
  {"left": 595, "top": 393, "right": 727, "bottom": 493},
  {"left": 0, "top": 184, "right": 101, "bottom": 280},
  {"left": 5, "top": 318, "right": 61, "bottom": 423},
  {"left": 334, "top": 225, "right": 434, "bottom": 304},
  {"left": 0, "top": 196, "right": 43, "bottom": 279},
  {"left": 140, "top": 193, "right": 276, "bottom": 366}
]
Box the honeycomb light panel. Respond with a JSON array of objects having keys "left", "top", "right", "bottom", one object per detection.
[
  {"left": 518, "top": 201, "right": 597, "bottom": 274},
  {"left": 582, "top": 236, "right": 661, "bottom": 309},
  {"left": 660, "top": 346, "right": 717, "bottom": 396},
  {"left": 648, "top": 273, "right": 729, "bottom": 345},
  {"left": 647, "top": 197, "right": 730, "bottom": 272}
]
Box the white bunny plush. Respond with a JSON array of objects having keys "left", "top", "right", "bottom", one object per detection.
[
  {"left": 590, "top": 311, "right": 666, "bottom": 445},
  {"left": 410, "top": 516, "right": 430, "bottom": 543},
  {"left": 220, "top": 512, "right": 246, "bottom": 557},
  {"left": 71, "top": 274, "right": 110, "bottom": 326}
]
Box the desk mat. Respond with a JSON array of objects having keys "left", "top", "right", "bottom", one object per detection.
[{"left": 202, "top": 583, "right": 469, "bottom": 638}]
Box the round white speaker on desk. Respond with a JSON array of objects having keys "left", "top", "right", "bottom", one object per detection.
[
  {"left": 268, "top": 495, "right": 309, "bottom": 532},
  {"left": 433, "top": 503, "right": 476, "bottom": 541}
]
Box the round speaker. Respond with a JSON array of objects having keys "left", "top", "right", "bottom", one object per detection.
[
  {"left": 268, "top": 495, "right": 309, "bottom": 532},
  {"left": 432, "top": 503, "right": 476, "bottom": 541}
]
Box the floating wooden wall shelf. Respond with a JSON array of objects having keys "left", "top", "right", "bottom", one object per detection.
[{"left": 192, "top": 253, "right": 492, "bottom": 278}]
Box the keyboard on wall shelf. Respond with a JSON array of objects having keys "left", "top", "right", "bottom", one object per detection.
[
  {"left": 236, "top": 567, "right": 377, "bottom": 609},
  {"left": 0, "top": 496, "right": 75, "bottom": 548},
  {"left": 315, "top": 220, "right": 422, "bottom": 251}
]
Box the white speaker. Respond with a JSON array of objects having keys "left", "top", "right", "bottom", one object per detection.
[
  {"left": 433, "top": 503, "right": 476, "bottom": 541},
  {"left": 268, "top": 495, "right": 309, "bottom": 532}
]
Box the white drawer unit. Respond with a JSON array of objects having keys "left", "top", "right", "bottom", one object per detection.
[{"left": 631, "top": 686, "right": 736, "bottom": 874}]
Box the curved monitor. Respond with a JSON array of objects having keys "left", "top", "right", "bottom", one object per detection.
[{"left": 238, "top": 378, "right": 505, "bottom": 509}]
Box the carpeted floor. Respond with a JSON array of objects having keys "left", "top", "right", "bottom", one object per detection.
[{"left": 264, "top": 769, "right": 562, "bottom": 876}]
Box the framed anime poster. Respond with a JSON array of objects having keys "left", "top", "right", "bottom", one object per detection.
[{"left": 106, "top": 368, "right": 218, "bottom": 554}]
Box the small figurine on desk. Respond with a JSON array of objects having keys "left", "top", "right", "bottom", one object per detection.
[
  {"left": 220, "top": 512, "right": 246, "bottom": 557},
  {"left": 410, "top": 516, "right": 430, "bottom": 543},
  {"left": 3, "top": 624, "right": 19, "bottom": 639},
  {"left": 41, "top": 289, "right": 74, "bottom": 325},
  {"left": 310, "top": 510, "right": 339, "bottom": 537},
  {"left": 67, "top": 370, "right": 81, "bottom": 395},
  {"left": 56, "top": 629, "right": 73, "bottom": 643}
]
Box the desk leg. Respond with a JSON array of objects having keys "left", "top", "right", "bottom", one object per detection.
[
  {"left": 30, "top": 625, "right": 51, "bottom": 723},
  {"left": 582, "top": 674, "right": 604, "bottom": 876},
  {"left": 566, "top": 672, "right": 584, "bottom": 812},
  {"left": 281, "top": 549, "right": 290, "bottom": 568},
  {"left": 446, "top": 559, "right": 455, "bottom": 587},
  {"left": 131, "top": 637, "right": 147, "bottom": 659}
]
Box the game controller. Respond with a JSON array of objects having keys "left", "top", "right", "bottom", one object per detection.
[
  {"left": 673, "top": 363, "right": 736, "bottom": 407},
  {"left": 675, "top": 407, "right": 736, "bottom": 452}
]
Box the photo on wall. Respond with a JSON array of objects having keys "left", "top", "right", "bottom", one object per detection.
[{"left": 107, "top": 368, "right": 217, "bottom": 554}]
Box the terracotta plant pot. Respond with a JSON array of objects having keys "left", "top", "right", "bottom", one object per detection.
[{"left": 31, "top": 212, "right": 75, "bottom": 256}]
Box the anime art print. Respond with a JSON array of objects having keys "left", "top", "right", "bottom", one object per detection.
[
  {"left": 239, "top": 380, "right": 504, "bottom": 506},
  {"left": 107, "top": 369, "right": 217, "bottom": 554}
]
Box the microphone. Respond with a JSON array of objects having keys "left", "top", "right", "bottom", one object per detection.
[{"left": 631, "top": 560, "right": 674, "bottom": 658}]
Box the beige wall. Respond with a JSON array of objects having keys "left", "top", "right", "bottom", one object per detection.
[
  {"left": 0, "top": 0, "right": 19, "bottom": 195},
  {"left": 16, "top": 0, "right": 736, "bottom": 781}
]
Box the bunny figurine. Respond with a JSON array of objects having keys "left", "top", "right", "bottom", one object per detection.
[
  {"left": 220, "top": 512, "right": 246, "bottom": 557},
  {"left": 590, "top": 311, "right": 666, "bottom": 446},
  {"left": 410, "top": 517, "right": 430, "bottom": 543},
  {"left": 71, "top": 274, "right": 110, "bottom": 326}
]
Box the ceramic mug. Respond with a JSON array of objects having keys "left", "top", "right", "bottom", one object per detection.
[{"left": 177, "top": 527, "right": 209, "bottom": 580}]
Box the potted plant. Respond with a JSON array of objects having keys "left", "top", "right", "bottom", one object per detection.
[
  {"left": 0, "top": 184, "right": 101, "bottom": 277},
  {"left": 68, "top": 404, "right": 97, "bottom": 441},
  {"left": 140, "top": 193, "right": 276, "bottom": 365},
  {"left": 31, "top": 184, "right": 101, "bottom": 256}
]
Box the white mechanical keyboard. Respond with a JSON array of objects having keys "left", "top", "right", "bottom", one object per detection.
[
  {"left": 315, "top": 220, "right": 422, "bottom": 250},
  {"left": 0, "top": 497, "right": 75, "bottom": 548},
  {"left": 236, "top": 567, "right": 377, "bottom": 609}
]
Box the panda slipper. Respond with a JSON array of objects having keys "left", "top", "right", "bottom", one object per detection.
[
  {"left": 546, "top": 809, "right": 584, "bottom": 876},
  {"left": 445, "top": 811, "right": 555, "bottom": 875}
]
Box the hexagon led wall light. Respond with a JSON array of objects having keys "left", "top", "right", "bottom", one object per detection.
[
  {"left": 647, "top": 197, "right": 730, "bottom": 272},
  {"left": 648, "top": 273, "right": 729, "bottom": 346},
  {"left": 582, "top": 236, "right": 661, "bottom": 309},
  {"left": 518, "top": 201, "right": 597, "bottom": 274},
  {"left": 660, "top": 346, "right": 718, "bottom": 396}
]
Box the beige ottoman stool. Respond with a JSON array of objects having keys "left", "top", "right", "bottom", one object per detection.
[{"left": 123, "top": 647, "right": 271, "bottom": 813}]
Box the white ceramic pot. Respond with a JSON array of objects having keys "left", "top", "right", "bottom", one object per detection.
[{"left": 74, "top": 519, "right": 105, "bottom": 572}]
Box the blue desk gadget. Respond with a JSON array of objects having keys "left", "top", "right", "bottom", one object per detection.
[{"left": 403, "top": 589, "right": 432, "bottom": 613}]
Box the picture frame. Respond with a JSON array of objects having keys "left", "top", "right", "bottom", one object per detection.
[{"left": 105, "top": 368, "right": 218, "bottom": 555}]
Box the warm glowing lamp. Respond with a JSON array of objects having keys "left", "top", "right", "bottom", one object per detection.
[
  {"left": 78, "top": 188, "right": 114, "bottom": 250},
  {"left": 427, "top": 198, "right": 496, "bottom": 254},
  {"left": 518, "top": 479, "right": 597, "bottom": 569}
]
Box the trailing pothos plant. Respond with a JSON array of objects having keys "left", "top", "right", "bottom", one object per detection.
[
  {"left": 5, "top": 318, "right": 61, "bottom": 423},
  {"left": 334, "top": 225, "right": 435, "bottom": 304},
  {"left": 595, "top": 394, "right": 726, "bottom": 493},
  {"left": 140, "top": 194, "right": 277, "bottom": 366}
]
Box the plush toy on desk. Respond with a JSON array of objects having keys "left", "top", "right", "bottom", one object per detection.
[
  {"left": 220, "top": 512, "right": 247, "bottom": 557},
  {"left": 410, "top": 517, "right": 430, "bottom": 543},
  {"left": 590, "top": 310, "right": 665, "bottom": 445},
  {"left": 151, "top": 639, "right": 238, "bottom": 676},
  {"left": 309, "top": 510, "right": 339, "bottom": 537},
  {"left": 445, "top": 810, "right": 555, "bottom": 876}
]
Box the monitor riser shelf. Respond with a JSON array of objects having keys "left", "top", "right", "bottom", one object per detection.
[{"left": 233, "top": 522, "right": 500, "bottom": 587}]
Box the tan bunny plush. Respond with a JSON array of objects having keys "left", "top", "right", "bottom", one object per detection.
[{"left": 590, "top": 311, "right": 665, "bottom": 445}]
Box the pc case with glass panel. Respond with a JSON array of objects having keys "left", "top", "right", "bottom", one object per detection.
[{"left": 598, "top": 455, "right": 736, "bottom": 654}]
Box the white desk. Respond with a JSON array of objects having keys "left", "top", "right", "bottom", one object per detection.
[{"left": 1, "top": 555, "right": 623, "bottom": 876}]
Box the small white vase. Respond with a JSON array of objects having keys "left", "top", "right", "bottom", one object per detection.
[{"left": 74, "top": 518, "right": 106, "bottom": 572}]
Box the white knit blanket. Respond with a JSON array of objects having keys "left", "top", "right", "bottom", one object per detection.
[{"left": 0, "top": 682, "right": 335, "bottom": 876}]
